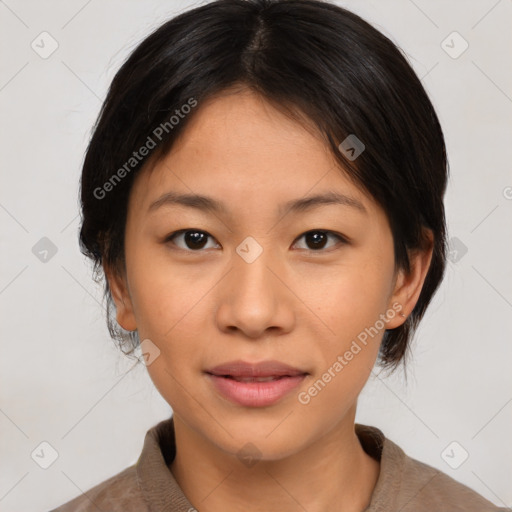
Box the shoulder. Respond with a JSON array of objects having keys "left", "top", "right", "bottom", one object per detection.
[
  {"left": 356, "top": 425, "right": 507, "bottom": 511},
  {"left": 398, "top": 451, "right": 505, "bottom": 511},
  {"left": 49, "top": 464, "right": 148, "bottom": 512},
  {"left": 384, "top": 437, "right": 505, "bottom": 511}
]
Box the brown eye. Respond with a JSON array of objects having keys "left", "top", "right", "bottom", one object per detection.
[
  {"left": 293, "top": 230, "right": 347, "bottom": 251},
  {"left": 165, "top": 229, "right": 347, "bottom": 253},
  {"left": 166, "top": 230, "right": 219, "bottom": 251}
]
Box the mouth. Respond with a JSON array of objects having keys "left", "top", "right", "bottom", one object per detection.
[
  {"left": 213, "top": 375, "right": 295, "bottom": 382},
  {"left": 205, "top": 360, "right": 309, "bottom": 407},
  {"left": 206, "top": 359, "right": 308, "bottom": 378}
]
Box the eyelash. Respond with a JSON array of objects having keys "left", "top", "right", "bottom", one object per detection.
[{"left": 164, "top": 229, "right": 349, "bottom": 253}]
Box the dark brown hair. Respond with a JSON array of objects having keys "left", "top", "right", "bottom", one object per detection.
[{"left": 78, "top": 0, "right": 448, "bottom": 372}]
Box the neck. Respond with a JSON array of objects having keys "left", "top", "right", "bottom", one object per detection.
[{"left": 169, "top": 409, "right": 380, "bottom": 512}]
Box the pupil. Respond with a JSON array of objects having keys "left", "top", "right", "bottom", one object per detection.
[
  {"left": 182, "top": 231, "right": 328, "bottom": 250},
  {"left": 307, "top": 231, "right": 327, "bottom": 249},
  {"left": 185, "top": 231, "right": 207, "bottom": 249}
]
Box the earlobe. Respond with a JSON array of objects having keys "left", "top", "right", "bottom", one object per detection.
[
  {"left": 386, "top": 230, "right": 434, "bottom": 329},
  {"left": 104, "top": 263, "right": 137, "bottom": 332}
]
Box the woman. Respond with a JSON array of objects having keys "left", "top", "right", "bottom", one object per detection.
[{"left": 51, "top": 0, "right": 505, "bottom": 510}]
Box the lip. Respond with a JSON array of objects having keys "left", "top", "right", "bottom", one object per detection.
[
  {"left": 205, "top": 360, "right": 308, "bottom": 407},
  {"left": 206, "top": 359, "right": 307, "bottom": 378}
]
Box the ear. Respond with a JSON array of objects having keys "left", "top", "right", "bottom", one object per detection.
[
  {"left": 104, "top": 263, "right": 137, "bottom": 332},
  {"left": 386, "top": 229, "right": 434, "bottom": 329}
]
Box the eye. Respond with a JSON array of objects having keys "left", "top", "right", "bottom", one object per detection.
[
  {"left": 164, "top": 229, "right": 348, "bottom": 252},
  {"left": 165, "top": 229, "right": 219, "bottom": 251},
  {"left": 292, "top": 230, "right": 348, "bottom": 251}
]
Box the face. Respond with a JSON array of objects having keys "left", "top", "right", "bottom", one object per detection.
[{"left": 107, "top": 87, "right": 430, "bottom": 460}]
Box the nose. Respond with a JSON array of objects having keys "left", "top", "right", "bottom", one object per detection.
[{"left": 214, "top": 243, "right": 295, "bottom": 340}]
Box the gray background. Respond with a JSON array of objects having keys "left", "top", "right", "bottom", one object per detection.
[{"left": 1, "top": 0, "right": 511, "bottom": 510}]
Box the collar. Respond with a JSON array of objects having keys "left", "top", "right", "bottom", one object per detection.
[{"left": 135, "top": 416, "right": 403, "bottom": 511}]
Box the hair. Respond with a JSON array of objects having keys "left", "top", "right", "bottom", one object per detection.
[{"left": 78, "top": 0, "right": 448, "bottom": 372}]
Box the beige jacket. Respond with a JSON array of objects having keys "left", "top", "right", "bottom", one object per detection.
[{"left": 50, "top": 416, "right": 507, "bottom": 511}]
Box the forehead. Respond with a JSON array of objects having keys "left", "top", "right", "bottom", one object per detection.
[
  {"left": 129, "top": 89, "right": 374, "bottom": 218},
  {"left": 169, "top": 89, "right": 333, "bottom": 175}
]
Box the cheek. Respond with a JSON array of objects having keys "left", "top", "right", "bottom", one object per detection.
[
  {"left": 126, "top": 243, "right": 203, "bottom": 337},
  {"left": 301, "top": 246, "right": 395, "bottom": 385},
  {"left": 131, "top": 265, "right": 209, "bottom": 412},
  {"left": 297, "top": 267, "right": 390, "bottom": 417},
  {"left": 126, "top": 245, "right": 218, "bottom": 378},
  {"left": 307, "top": 254, "right": 395, "bottom": 336}
]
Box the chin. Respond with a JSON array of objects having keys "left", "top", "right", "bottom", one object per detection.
[{"left": 204, "top": 416, "right": 312, "bottom": 463}]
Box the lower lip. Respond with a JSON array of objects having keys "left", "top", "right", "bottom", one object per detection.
[{"left": 206, "top": 373, "right": 307, "bottom": 407}]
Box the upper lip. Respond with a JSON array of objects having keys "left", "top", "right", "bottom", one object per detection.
[{"left": 206, "top": 360, "right": 308, "bottom": 378}]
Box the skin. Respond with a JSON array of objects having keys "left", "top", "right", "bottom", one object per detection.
[{"left": 106, "top": 86, "right": 433, "bottom": 512}]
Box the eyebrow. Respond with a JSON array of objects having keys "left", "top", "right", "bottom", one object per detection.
[{"left": 147, "top": 190, "right": 367, "bottom": 216}]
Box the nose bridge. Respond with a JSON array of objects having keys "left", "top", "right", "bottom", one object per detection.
[
  {"left": 215, "top": 235, "right": 293, "bottom": 337},
  {"left": 231, "top": 235, "right": 279, "bottom": 301}
]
